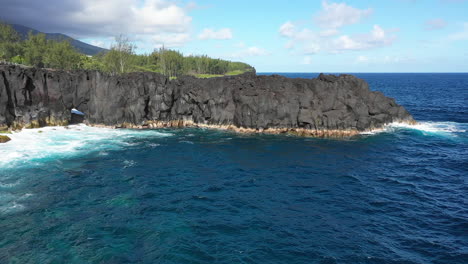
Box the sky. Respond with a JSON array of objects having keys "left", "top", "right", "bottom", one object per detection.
[{"left": 0, "top": 0, "right": 467, "bottom": 72}]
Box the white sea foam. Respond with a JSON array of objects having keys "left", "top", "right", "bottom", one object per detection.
[
  {"left": 387, "top": 121, "right": 467, "bottom": 134},
  {"left": 0, "top": 180, "right": 22, "bottom": 188},
  {"left": 0, "top": 191, "right": 27, "bottom": 214},
  {"left": 123, "top": 160, "right": 137, "bottom": 168},
  {"left": 361, "top": 121, "right": 467, "bottom": 136},
  {"left": 0, "top": 202, "right": 25, "bottom": 214},
  {"left": 0, "top": 124, "right": 172, "bottom": 169}
]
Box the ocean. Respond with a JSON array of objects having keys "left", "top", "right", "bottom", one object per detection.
[{"left": 0, "top": 73, "right": 467, "bottom": 264}]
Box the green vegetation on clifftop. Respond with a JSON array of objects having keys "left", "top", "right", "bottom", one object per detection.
[{"left": 0, "top": 22, "right": 254, "bottom": 78}]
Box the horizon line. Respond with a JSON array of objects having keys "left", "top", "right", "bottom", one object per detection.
[{"left": 258, "top": 72, "right": 468, "bottom": 74}]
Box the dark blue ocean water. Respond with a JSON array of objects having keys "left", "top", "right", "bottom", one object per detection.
[{"left": 0, "top": 73, "right": 467, "bottom": 264}]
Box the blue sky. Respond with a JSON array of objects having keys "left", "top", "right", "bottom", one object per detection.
[{"left": 2, "top": 0, "right": 468, "bottom": 72}]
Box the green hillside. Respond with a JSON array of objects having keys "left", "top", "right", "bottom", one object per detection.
[{"left": 0, "top": 22, "right": 254, "bottom": 78}]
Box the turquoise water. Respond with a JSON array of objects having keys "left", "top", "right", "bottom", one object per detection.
[{"left": 0, "top": 73, "right": 467, "bottom": 264}]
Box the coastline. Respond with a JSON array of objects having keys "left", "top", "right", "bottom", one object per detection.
[
  {"left": 0, "top": 119, "right": 419, "bottom": 144},
  {"left": 88, "top": 119, "right": 418, "bottom": 138},
  {"left": 0, "top": 65, "right": 415, "bottom": 139}
]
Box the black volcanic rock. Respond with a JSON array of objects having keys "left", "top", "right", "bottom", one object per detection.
[{"left": 0, "top": 64, "right": 414, "bottom": 136}]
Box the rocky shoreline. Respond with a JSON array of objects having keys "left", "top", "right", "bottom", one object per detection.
[
  {"left": 88, "top": 120, "right": 363, "bottom": 138},
  {"left": 0, "top": 64, "right": 415, "bottom": 140}
]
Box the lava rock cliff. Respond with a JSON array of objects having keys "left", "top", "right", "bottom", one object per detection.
[{"left": 0, "top": 65, "right": 414, "bottom": 137}]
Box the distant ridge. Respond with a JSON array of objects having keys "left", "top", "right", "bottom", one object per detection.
[{"left": 10, "top": 24, "right": 107, "bottom": 56}]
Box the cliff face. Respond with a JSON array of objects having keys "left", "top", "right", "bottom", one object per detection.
[{"left": 0, "top": 64, "right": 414, "bottom": 136}]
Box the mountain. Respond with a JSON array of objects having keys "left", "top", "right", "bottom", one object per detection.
[{"left": 11, "top": 24, "right": 107, "bottom": 56}]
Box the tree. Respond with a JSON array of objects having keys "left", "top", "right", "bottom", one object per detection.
[
  {"left": 23, "top": 32, "right": 48, "bottom": 67},
  {"left": 10, "top": 55, "right": 25, "bottom": 64},
  {"left": 0, "top": 22, "right": 21, "bottom": 61},
  {"left": 103, "top": 34, "right": 136, "bottom": 74},
  {"left": 78, "top": 54, "right": 105, "bottom": 71},
  {"left": 0, "top": 25, "right": 255, "bottom": 76},
  {"left": 44, "top": 40, "right": 81, "bottom": 70},
  {"left": 159, "top": 46, "right": 167, "bottom": 76},
  {"left": 163, "top": 49, "right": 184, "bottom": 77}
]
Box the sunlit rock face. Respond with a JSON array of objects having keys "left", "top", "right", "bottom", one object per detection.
[
  {"left": 0, "top": 65, "right": 414, "bottom": 137},
  {"left": 0, "top": 135, "right": 11, "bottom": 143}
]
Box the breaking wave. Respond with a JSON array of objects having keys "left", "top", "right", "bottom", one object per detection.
[
  {"left": 387, "top": 121, "right": 467, "bottom": 135},
  {"left": 0, "top": 124, "right": 172, "bottom": 170},
  {"left": 361, "top": 121, "right": 467, "bottom": 137}
]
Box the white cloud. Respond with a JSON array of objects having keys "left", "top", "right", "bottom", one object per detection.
[
  {"left": 279, "top": 20, "right": 396, "bottom": 55},
  {"left": 319, "top": 29, "right": 339, "bottom": 37},
  {"left": 383, "top": 55, "right": 409, "bottom": 64},
  {"left": 332, "top": 25, "right": 396, "bottom": 52},
  {"left": 449, "top": 22, "right": 468, "bottom": 41},
  {"left": 355, "top": 55, "right": 413, "bottom": 64},
  {"left": 0, "top": 0, "right": 194, "bottom": 50},
  {"left": 302, "top": 56, "right": 312, "bottom": 65},
  {"left": 279, "top": 22, "right": 320, "bottom": 51},
  {"left": 185, "top": 1, "right": 198, "bottom": 11},
  {"left": 315, "top": 1, "right": 373, "bottom": 29},
  {"left": 152, "top": 33, "right": 191, "bottom": 48},
  {"left": 90, "top": 40, "right": 106, "bottom": 48},
  {"left": 334, "top": 35, "right": 364, "bottom": 50},
  {"left": 356, "top": 55, "right": 369, "bottom": 63},
  {"left": 278, "top": 2, "right": 391, "bottom": 56},
  {"left": 198, "top": 28, "right": 233, "bottom": 40},
  {"left": 302, "top": 42, "right": 321, "bottom": 54},
  {"left": 295, "top": 29, "right": 317, "bottom": 41},
  {"left": 285, "top": 40, "right": 295, "bottom": 49},
  {"left": 68, "top": 0, "right": 192, "bottom": 36},
  {"left": 235, "top": 42, "right": 246, "bottom": 48},
  {"left": 230, "top": 46, "right": 269, "bottom": 58},
  {"left": 279, "top": 21, "right": 296, "bottom": 37},
  {"left": 424, "top": 18, "right": 447, "bottom": 30}
]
